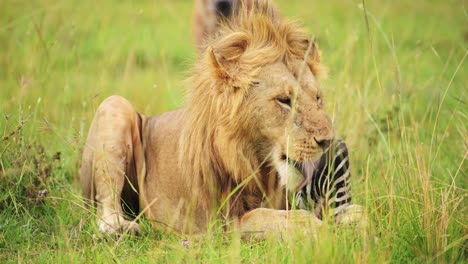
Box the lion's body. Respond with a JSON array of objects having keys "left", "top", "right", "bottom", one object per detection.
[
  {"left": 139, "top": 110, "right": 206, "bottom": 232},
  {"left": 81, "top": 0, "right": 362, "bottom": 238},
  {"left": 80, "top": 96, "right": 290, "bottom": 234}
]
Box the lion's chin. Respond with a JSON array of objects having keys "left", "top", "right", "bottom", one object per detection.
[{"left": 273, "top": 148, "right": 322, "bottom": 191}]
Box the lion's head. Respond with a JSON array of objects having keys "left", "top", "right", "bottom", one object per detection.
[{"left": 181, "top": 0, "right": 334, "bottom": 210}]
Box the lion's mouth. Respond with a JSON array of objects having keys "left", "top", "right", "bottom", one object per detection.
[{"left": 280, "top": 154, "right": 319, "bottom": 191}]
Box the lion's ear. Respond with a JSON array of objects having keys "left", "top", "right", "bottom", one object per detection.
[
  {"left": 305, "top": 41, "right": 328, "bottom": 80},
  {"left": 209, "top": 47, "right": 231, "bottom": 80},
  {"left": 308, "top": 41, "right": 321, "bottom": 63},
  {"left": 207, "top": 33, "right": 249, "bottom": 87}
]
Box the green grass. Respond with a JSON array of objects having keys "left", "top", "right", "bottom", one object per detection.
[{"left": 1, "top": 0, "right": 466, "bottom": 263}]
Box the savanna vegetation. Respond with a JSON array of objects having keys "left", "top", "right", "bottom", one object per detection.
[{"left": 0, "top": 0, "right": 466, "bottom": 262}]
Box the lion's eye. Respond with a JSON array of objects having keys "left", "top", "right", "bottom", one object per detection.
[{"left": 276, "top": 97, "right": 292, "bottom": 108}]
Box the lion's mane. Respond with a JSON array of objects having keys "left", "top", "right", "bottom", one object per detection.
[{"left": 179, "top": 0, "right": 327, "bottom": 216}]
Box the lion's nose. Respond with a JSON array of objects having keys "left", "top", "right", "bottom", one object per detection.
[
  {"left": 215, "top": 0, "right": 232, "bottom": 17},
  {"left": 314, "top": 137, "right": 331, "bottom": 150}
]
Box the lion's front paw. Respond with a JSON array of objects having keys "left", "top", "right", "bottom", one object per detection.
[
  {"left": 239, "top": 208, "right": 322, "bottom": 240},
  {"left": 336, "top": 204, "right": 366, "bottom": 227},
  {"left": 98, "top": 215, "right": 140, "bottom": 236}
]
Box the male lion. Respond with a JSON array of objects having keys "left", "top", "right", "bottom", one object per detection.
[{"left": 81, "top": 0, "right": 361, "bottom": 239}]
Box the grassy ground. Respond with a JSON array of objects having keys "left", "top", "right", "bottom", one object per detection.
[{"left": 1, "top": 0, "right": 466, "bottom": 263}]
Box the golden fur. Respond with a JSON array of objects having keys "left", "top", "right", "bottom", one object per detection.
[
  {"left": 81, "top": 0, "right": 344, "bottom": 239},
  {"left": 181, "top": 0, "right": 328, "bottom": 218}
]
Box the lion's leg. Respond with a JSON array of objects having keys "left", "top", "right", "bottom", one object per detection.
[
  {"left": 81, "top": 95, "right": 143, "bottom": 235},
  {"left": 238, "top": 208, "right": 322, "bottom": 240}
]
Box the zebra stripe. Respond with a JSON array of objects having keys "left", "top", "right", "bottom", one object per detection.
[{"left": 295, "top": 139, "right": 353, "bottom": 219}]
